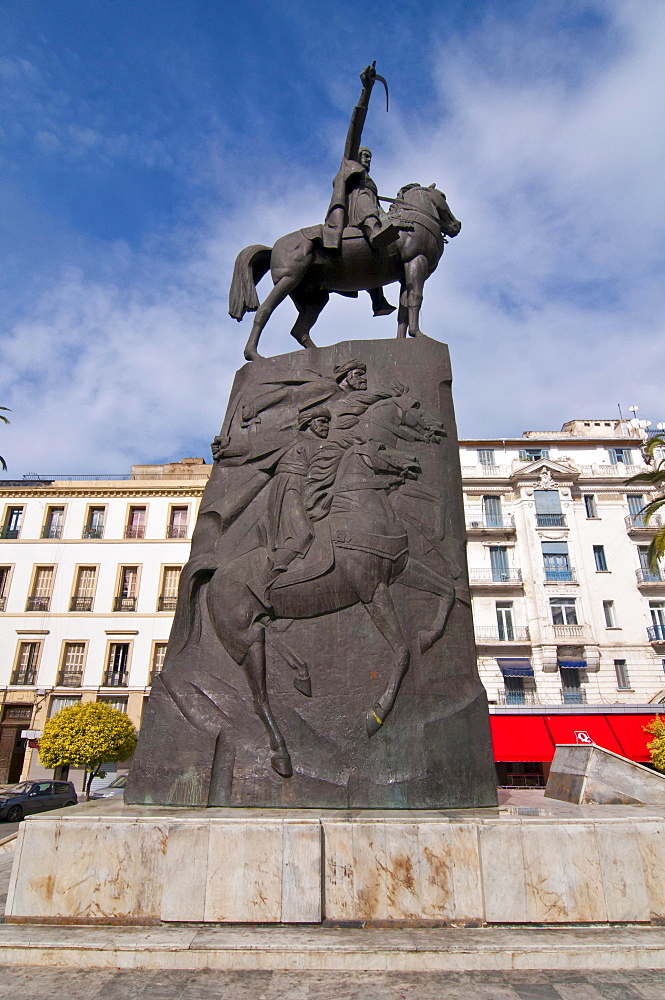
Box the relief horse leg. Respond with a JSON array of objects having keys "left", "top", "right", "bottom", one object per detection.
[
  {"left": 398, "top": 555, "right": 456, "bottom": 653},
  {"left": 362, "top": 581, "right": 410, "bottom": 737},
  {"left": 242, "top": 637, "right": 293, "bottom": 777}
]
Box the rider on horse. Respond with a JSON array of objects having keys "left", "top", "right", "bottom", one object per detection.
[{"left": 322, "top": 64, "right": 398, "bottom": 318}]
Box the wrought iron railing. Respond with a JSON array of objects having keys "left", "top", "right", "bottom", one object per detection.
[
  {"left": 536, "top": 513, "right": 567, "bottom": 527},
  {"left": 561, "top": 688, "right": 587, "bottom": 705},
  {"left": 0, "top": 527, "right": 19, "bottom": 539},
  {"left": 41, "top": 526, "right": 62, "bottom": 539},
  {"left": 11, "top": 669, "right": 36, "bottom": 686},
  {"left": 0, "top": 596, "right": 5, "bottom": 612},
  {"left": 124, "top": 524, "right": 146, "bottom": 539},
  {"left": 496, "top": 690, "right": 539, "bottom": 706},
  {"left": 82, "top": 526, "right": 104, "bottom": 539},
  {"left": 58, "top": 672, "right": 83, "bottom": 688},
  {"left": 69, "top": 597, "right": 93, "bottom": 612},
  {"left": 625, "top": 514, "right": 663, "bottom": 530},
  {"left": 636, "top": 568, "right": 664, "bottom": 584},
  {"left": 25, "top": 596, "right": 50, "bottom": 612},
  {"left": 102, "top": 671, "right": 128, "bottom": 688},
  {"left": 466, "top": 515, "right": 515, "bottom": 530},
  {"left": 544, "top": 567, "right": 577, "bottom": 583},
  {"left": 475, "top": 626, "right": 530, "bottom": 642},
  {"left": 648, "top": 624, "right": 665, "bottom": 642},
  {"left": 167, "top": 524, "right": 188, "bottom": 538},
  {"left": 157, "top": 596, "right": 178, "bottom": 611},
  {"left": 468, "top": 569, "right": 523, "bottom": 584},
  {"left": 113, "top": 596, "right": 137, "bottom": 612}
]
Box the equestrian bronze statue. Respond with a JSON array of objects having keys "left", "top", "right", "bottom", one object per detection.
[{"left": 229, "top": 64, "right": 461, "bottom": 361}]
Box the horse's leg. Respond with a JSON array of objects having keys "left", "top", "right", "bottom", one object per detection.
[
  {"left": 289, "top": 288, "right": 329, "bottom": 351},
  {"left": 267, "top": 631, "right": 312, "bottom": 697},
  {"left": 398, "top": 556, "right": 456, "bottom": 653},
  {"left": 244, "top": 274, "right": 302, "bottom": 361},
  {"left": 403, "top": 254, "right": 428, "bottom": 337},
  {"left": 362, "top": 582, "right": 410, "bottom": 737},
  {"left": 396, "top": 281, "right": 408, "bottom": 338},
  {"left": 207, "top": 568, "right": 293, "bottom": 777}
]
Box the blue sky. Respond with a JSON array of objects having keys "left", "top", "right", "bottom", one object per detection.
[{"left": 1, "top": 0, "right": 664, "bottom": 473}]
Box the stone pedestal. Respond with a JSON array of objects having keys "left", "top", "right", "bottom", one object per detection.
[
  {"left": 7, "top": 798, "right": 665, "bottom": 925},
  {"left": 546, "top": 743, "right": 665, "bottom": 806}
]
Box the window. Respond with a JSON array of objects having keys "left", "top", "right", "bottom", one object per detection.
[
  {"left": 26, "top": 565, "right": 54, "bottom": 611},
  {"left": 125, "top": 506, "right": 147, "bottom": 539},
  {"left": 650, "top": 602, "right": 665, "bottom": 641},
  {"left": 12, "top": 641, "right": 40, "bottom": 685},
  {"left": 503, "top": 676, "right": 526, "bottom": 705},
  {"left": 158, "top": 567, "right": 181, "bottom": 611},
  {"left": 603, "top": 600, "right": 616, "bottom": 628},
  {"left": 583, "top": 495, "right": 598, "bottom": 519},
  {"left": 593, "top": 545, "right": 608, "bottom": 572},
  {"left": 114, "top": 567, "right": 138, "bottom": 611},
  {"left": 477, "top": 448, "right": 495, "bottom": 466},
  {"left": 542, "top": 542, "right": 572, "bottom": 582},
  {"left": 59, "top": 642, "right": 86, "bottom": 687},
  {"left": 49, "top": 695, "right": 81, "bottom": 718},
  {"left": 609, "top": 448, "right": 633, "bottom": 465},
  {"left": 495, "top": 602, "right": 514, "bottom": 641},
  {"left": 42, "top": 507, "right": 64, "bottom": 539},
  {"left": 70, "top": 566, "right": 97, "bottom": 611},
  {"left": 83, "top": 507, "right": 105, "bottom": 539},
  {"left": 482, "top": 495, "right": 503, "bottom": 527},
  {"left": 168, "top": 506, "right": 188, "bottom": 538},
  {"left": 151, "top": 642, "right": 168, "bottom": 682},
  {"left": 519, "top": 448, "right": 549, "bottom": 462},
  {"left": 534, "top": 490, "right": 564, "bottom": 527},
  {"left": 2, "top": 506, "right": 23, "bottom": 539},
  {"left": 489, "top": 546, "right": 509, "bottom": 582},
  {"left": 627, "top": 494, "right": 645, "bottom": 526},
  {"left": 560, "top": 667, "right": 584, "bottom": 704},
  {"left": 98, "top": 697, "right": 127, "bottom": 713},
  {"left": 638, "top": 545, "right": 661, "bottom": 582},
  {"left": 614, "top": 660, "right": 631, "bottom": 690},
  {"left": 550, "top": 597, "right": 578, "bottom": 626},
  {"left": 104, "top": 643, "right": 130, "bottom": 687},
  {"left": 0, "top": 566, "right": 10, "bottom": 611}
]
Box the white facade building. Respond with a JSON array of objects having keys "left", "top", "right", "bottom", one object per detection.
[{"left": 1, "top": 420, "right": 664, "bottom": 789}]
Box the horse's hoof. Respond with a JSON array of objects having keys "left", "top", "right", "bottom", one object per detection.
[
  {"left": 294, "top": 676, "right": 312, "bottom": 697},
  {"left": 271, "top": 751, "right": 293, "bottom": 778},
  {"left": 408, "top": 329, "right": 423, "bottom": 339},
  {"left": 366, "top": 708, "right": 384, "bottom": 738},
  {"left": 244, "top": 348, "right": 264, "bottom": 362},
  {"left": 419, "top": 629, "right": 436, "bottom": 654}
]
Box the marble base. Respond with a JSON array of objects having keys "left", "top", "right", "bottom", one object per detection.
[
  {"left": 6, "top": 797, "right": 665, "bottom": 925},
  {"left": 546, "top": 743, "right": 665, "bottom": 806}
]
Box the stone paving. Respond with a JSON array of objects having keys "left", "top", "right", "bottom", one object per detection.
[{"left": 0, "top": 967, "right": 662, "bottom": 998}]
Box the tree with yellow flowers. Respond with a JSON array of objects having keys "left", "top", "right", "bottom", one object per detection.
[
  {"left": 644, "top": 716, "right": 665, "bottom": 773},
  {"left": 38, "top": 701, "right": 137, "bottom": 799}
]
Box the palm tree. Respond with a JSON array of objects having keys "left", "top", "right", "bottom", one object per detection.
[
  {"left": 627, "top": 433, "right": 665, "bottom": 572},
  {"left": 0, "top": 407, "right": 10, "bottom": 471}
]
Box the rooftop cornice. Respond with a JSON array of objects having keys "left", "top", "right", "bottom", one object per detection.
[{"left": 0, "top": 484, "right": 206, "bottom": 499}]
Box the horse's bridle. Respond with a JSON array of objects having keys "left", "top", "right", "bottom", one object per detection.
[{"left": 379, "top": 194, "right": 451, "bottom": 243}]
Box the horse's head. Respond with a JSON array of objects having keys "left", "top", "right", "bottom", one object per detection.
[{"left": 397, "top": 183, "right": 461, "bottom": 239}]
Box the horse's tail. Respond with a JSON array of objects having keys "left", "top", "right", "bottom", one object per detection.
[
  {"left": 228, "top": 244, "right": 272, "bottom": 321},
  {"left": 170, "top": 560, "right": 216, "bottom": 655}
]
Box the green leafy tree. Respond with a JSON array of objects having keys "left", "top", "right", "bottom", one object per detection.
[
  {"left": 0, "top": 406, "right": 10, "bottom": 471},
  {"left": 627, "top": 433, "right": 665, "bottom": 572},
  {"left": 644, "top": 715, "right": 665, "bottom": 773},
  {"left": 38, "top": 702, "right": 137, "bottom": 798}
]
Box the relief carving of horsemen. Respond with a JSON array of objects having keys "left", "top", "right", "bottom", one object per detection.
[{"left": 229, "top": 64, "right": 461, "bottom": 361}]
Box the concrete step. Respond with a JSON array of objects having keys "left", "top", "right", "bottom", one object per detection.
[{"left": 0, "top": 923, "right": 663, "bottom": 971}]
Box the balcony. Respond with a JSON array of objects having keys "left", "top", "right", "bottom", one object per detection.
[
  {"left": 25, "top": 596, "right": 50, "bottom": 612},
  {"left": 157, "top": 595, "right": 178, "bottom": 611},
  {"left": 148, "top": 668, "right": 163, "bottom": 685},
  {"left": 167, "top": 524, "right": 188, "bottom": 538},
  {"left": 544, "top": 567, "right": 577, "bottom": 583},
  {"left": 475, "top": 626, "right": 530, "bottom": 643},
  {"left": 124, "top": 524, "right": 145, "bottom": 539},
  {"left": 58, "top": 672, "right": 83, "bottom": 688},
  {"left": 636, "top": 568, "right": 664, "bottom": 586},
  {"left": 11, "top": 670, "right": 36, "bottom": 686},
  {"left": 625, "top": 513, "right": 664, "bottom": 534},
  {"left": 648, "top": 624, "right": 665, "bottom": 643},
  {"left": 69, "top": 597, "right": 93, "bottom": 612},
  {"left": 496, "top": 690, "right": 540, "bottom": 706},
  {"left": 561, "top": 687, "right": 587, "bottom": 705},
  {"left": 0, "top": 527, "right": 19, "bottom": 539},
  {"left": 0, "top": 596, "right": 5, "bottom": 612},
  {"left": 536, "top": 513, "right": 567, "bottom": 527},
  {"left": 41, "top": 525, "right": 63, "bottom": 539},
  {"left": 102, "top": 671, "right": 128, "bottom": 688},
  {"left": 113, "top": 596, "right": 137, "bottom": 612},
  {"left": 468, "top": 569, "right": 523, "bottom": 586},
  {"left": 466, "top": 515, "right": 515, "bottom": 533},
  {"left": 82, "top": 526, "right": 104, "bottom": 539},
  {"left": 461, "top": 465, "right": 510, "bottom": 478},
  {"left": 553, "top": 624, "right": 586, "bottom": 639}
]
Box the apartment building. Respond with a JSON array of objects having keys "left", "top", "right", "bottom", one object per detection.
[{"left": 0, "top": 419, "right": 663, "bottom": 789}]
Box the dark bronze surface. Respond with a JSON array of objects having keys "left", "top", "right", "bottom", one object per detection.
[{"left": 126, "top": 338, "right": 497, "bottom": 808}]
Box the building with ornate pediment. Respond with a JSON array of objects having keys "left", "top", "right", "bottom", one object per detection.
[{"left": 0, "top": 421, "right": 664, "bottom": 790}]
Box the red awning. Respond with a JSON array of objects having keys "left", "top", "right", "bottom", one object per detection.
[{"left": 489, "top": 714, "right": 658, "bottom": 763}]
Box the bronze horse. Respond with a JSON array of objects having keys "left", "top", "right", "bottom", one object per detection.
[{"left": 229, "top": 183, "right": 461, "bottom": 361}]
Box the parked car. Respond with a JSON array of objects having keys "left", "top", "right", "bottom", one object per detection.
[
  {"left": 0, "top": 780, "right": 77, "bottom": 822},
  {"left": 89, "top": 773, "right": 128, "bottom": 800}
]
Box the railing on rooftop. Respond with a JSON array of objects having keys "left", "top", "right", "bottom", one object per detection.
[
  {"left": 18, "top": 472, "right": 210, "bottom": 482},
  {"left": 461, "top": 466, "right": 510, "bottom": 478}
]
